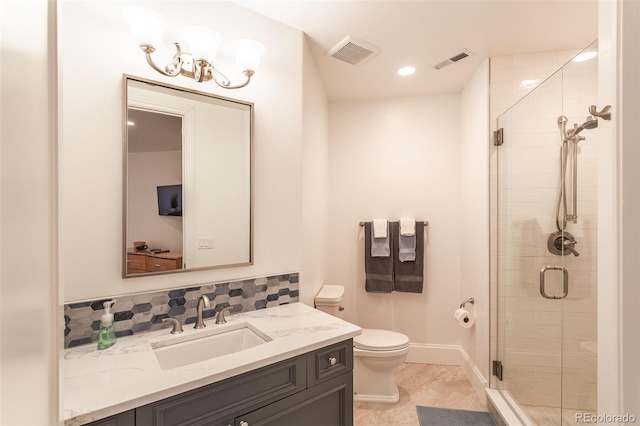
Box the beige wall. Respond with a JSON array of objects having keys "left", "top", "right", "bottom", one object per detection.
[
  {"left": 459, "top": 59, "right": 491, "bottom": 387},
  {"left": 128, "top": 150, "right": 183, "bottom": 252},
  {"left": 301, "top": 37, "right": 330, "bottom": 306},
  {"left": 1, "top": 0, "right": 59, "bottom": 424},
  {"left": 326, "top": 95, "right": 463, "bottom": 346},
  {"left": 61, "top": 1, "right": 304, "bottom": 302}
]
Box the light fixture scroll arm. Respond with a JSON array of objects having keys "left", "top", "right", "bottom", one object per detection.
[
  {"left": 210, "top": 68, "right": 254, "bottom": 90},
  {"left": 141, "top": 42, "right": 184, "bottom": 77}
]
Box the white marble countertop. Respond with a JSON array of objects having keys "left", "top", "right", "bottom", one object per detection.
[{"left": 64, "top": 303, "right": 361, "bottom": 425}]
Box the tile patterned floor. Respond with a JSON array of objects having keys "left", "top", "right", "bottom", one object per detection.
[{"left": 354, "top": 363, "right": 487, "bottom": 426}]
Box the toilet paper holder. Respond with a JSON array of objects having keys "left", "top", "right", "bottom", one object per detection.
[{"left": 459, "top": 298, "right": 475, "bottom": 309}]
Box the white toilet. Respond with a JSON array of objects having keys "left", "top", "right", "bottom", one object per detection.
[{"left": 314, "top": 285, "right": 410, "bottom": 404}]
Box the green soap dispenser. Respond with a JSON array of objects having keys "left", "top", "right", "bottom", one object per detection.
[{"left": 97, "top": 300, "right": 116, "bottom": 350}]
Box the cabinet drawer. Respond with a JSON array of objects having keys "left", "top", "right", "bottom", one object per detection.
[
  {"left": 307, "top": 339, "right": 353, "bottom": 387},
  {"left": 126, "top": 254, "right": 145, "bottom": 271},
  {"left": 85, "top": 409, "right": 134, "bottom": 426},
  {"left": 136, "top": 356, "right": 306, "bottom": 425},
  {"left": 144, "top": 256, "right": 180, "bottom": 272},
  {"left": 235, "top": 372, "right": 353, "bottom": 426}
]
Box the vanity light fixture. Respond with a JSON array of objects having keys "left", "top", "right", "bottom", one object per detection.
[{"left": 123, "top": 7, "right": 265, "bottom": 89}]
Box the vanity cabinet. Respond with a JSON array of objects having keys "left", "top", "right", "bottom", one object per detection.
[
  {"left": 84, "top": 410, "right": 134, "bottom": 426},
  {"left": 88, "top": 340, "right": 353, "bottom": 426},
  {"left": 126, "top": 250, "right": 183, "bottom": 274}
]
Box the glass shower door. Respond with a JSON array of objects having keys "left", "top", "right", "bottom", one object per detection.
[
  {"left": 494, "top": 40, "right": 598, "bottom": 425},
  {"left": 496, "top": 68, "right": 565, "bottom": 425}
]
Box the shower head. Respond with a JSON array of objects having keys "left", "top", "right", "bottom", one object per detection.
[
  {"left": 568, "top": 116, "right": 598, "bottom": 138},
  {"left": 582, "top": 115, "right": 598, "bottom": 129}
]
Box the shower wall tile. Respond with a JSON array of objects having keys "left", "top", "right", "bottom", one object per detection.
[
  {"left": 63, "top": 273, "right": 299, "bottom": 348},
  {"left": 490, "top": 48, "right": 580, "bottom": 123}
]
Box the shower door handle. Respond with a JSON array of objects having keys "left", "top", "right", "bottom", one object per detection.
[{"left": 539, "top": 266, "right": 569, "bottom": 299}]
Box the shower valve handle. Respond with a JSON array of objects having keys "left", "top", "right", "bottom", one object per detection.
[{"left": 563, "top": 239, "right": 580, "bottom": 257}]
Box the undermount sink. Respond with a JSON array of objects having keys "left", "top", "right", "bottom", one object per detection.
[{"left": 152, "top": 322, "right": 272, "bottom": 370}]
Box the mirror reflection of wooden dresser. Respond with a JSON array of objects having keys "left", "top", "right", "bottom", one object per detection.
[{"left": 126, "top": 249, "right": 183, "bottom": 274}]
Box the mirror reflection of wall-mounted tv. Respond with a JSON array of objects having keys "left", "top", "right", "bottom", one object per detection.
[{"left": 157, "top": 184, "right": 182, "bottom": 216}]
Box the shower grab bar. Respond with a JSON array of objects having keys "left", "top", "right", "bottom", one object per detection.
[{"left": 539, "top": 266, "right": 569, "bottom": 299}]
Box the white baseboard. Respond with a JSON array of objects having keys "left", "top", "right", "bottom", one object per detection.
[{"left": 405, "top": 343, "right": 488, "bottom": 405}]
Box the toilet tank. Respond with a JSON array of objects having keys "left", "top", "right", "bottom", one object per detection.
[{"left": 314, "top": 285, "right": 344, "bottom": 318}]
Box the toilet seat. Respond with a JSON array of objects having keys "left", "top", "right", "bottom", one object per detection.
[{"left": 354, "top": 329, "right": 409, "bottom": 351}]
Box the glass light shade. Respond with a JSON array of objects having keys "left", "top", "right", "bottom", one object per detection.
[
  {"left": 185, "top": 26, "right": 222, "bottom": 63},
  {"left": 122, "top": 6, "right": 169, "bottom": 48},
  {"left": 231, "top": 39, "right": 265, "bottom": 72}
]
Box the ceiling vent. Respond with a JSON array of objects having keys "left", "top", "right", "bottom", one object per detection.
[
  {"left": 434, "top": 49, "right": 473, "bottom": 70},
  {"left": 328, "top": 36, "right": 380, "bottom": 66}
]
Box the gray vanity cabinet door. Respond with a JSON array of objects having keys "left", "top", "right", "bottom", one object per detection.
[
  {"left": 233, "top": 373, "right": 353, "bottom": 426},
  {"left": 85, "top": 410, "right": 135, "bottom": 426},
  {"left": 136, "top": 356, "right": 306, "bottom": 426}
]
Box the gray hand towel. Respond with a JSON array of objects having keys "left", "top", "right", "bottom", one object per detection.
[
  {"left": 364, "top": 222, "right": 394, "bottom": 293},
  {"left": 393, "top": 221, "right": 425, "bottom": 293}
]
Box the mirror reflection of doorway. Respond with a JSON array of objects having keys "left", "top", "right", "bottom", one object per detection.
[{"left": 127, "top": 108, "right": 184, "bottom": 263}]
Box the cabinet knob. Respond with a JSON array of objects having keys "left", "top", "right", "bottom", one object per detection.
[
  {"left": 239, "top": 421, "right": 249, "bottom": 426},
  {"left": 329, "top": 357, "right": 337, "bottom": 366},
  {"left": 154, "top": 263, "right": 161, "bottom": 268}
]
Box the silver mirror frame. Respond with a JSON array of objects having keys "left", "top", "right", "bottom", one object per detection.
[{"left": 122, "top": 74, "right": 254, "bottom": 278}]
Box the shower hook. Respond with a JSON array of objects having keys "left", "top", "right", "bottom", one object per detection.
[
  {"left": 588, "top": 105, "right": 611, "bottom": 120},
  {"left": 460, "top": 298, "right": 475, "bottom": 309}
]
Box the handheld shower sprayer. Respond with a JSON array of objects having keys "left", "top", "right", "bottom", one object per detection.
[{"left": 567, "top": 115, "right": 598, "bottom": 139}]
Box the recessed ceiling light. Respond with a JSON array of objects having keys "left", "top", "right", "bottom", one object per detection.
[
  {"left": 397, "top": 66, "right": 416, "bottom": 76},
  {"left": 573, "top": 51, "right": 598, "bottom": 62}
]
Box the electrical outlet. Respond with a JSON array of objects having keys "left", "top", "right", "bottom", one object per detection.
[{"left": 197, "top": 238, "right": 214, "bottom": 250}]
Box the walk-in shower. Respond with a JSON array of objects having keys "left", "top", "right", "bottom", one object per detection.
[{"left": 490, "top": 41, "right": 599, "bottom": 425}]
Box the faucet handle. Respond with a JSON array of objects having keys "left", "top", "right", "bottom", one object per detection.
[
  {"left": 215, "top": 306, "right": 233, "bottom": 324},
  {"left": 563, "top": 239, "right": 580, "bottom": 257},
  {"left": 162, "top": 317, "right": 184, "bottom": 334}
]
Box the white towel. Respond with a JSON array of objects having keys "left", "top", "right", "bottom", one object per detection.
[
  {"left": 370, "top": 221, "right": 390, "bottom": 257},
  {"left": 372, "top": 219, "right": 388, "bottom": 238},
  {"left": 400, "top": 218, "right": 415, "bottom": 236}
]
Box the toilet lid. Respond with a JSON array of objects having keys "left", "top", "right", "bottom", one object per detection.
[
  {"left": 354, "top": 329, "right": 410, "bottom": 351},
  {"left": 315, "top": 285, "right": 344, "bottom": 304}
]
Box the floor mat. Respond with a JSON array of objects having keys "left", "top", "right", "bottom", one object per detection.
[{"left": 416, "top": 406, "right": 496, "bottom": 426}]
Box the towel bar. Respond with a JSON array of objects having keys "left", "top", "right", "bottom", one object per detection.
[{"left": 359, "top": 220, "right": 429, "bottom": 227}]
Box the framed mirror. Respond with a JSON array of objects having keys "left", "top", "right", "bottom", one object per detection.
[{"left": 123, "top": 75, "right": 253, "bottom": 277}]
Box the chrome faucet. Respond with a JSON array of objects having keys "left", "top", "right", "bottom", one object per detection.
[
  {"left": 195, "top": 295, "right": 211, "bottom": 329},
  {"left": 162, "top": 317, "right": 183, "bottom": 334},
  {"left": 215, "top": 306, "right": 233, "bottom": 324}
]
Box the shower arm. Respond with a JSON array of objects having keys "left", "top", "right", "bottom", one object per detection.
[{"left": 588, "top": 105, "right": 611, "bottom": 120}]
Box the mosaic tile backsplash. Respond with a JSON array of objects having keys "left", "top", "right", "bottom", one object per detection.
[{"left": 64, "top": 273, "right": 299, "bottom": 348}]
